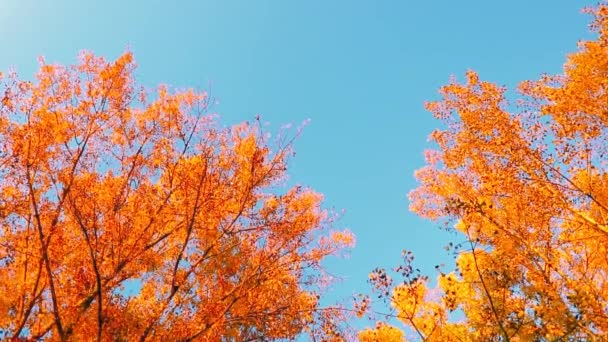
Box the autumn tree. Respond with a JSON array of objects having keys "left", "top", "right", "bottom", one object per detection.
[
  {"left": 359, "top": 4, "right": 608, "bottom": 341},
  {"left": 0, "top": 52, "right": 354, "bottom": 341}
]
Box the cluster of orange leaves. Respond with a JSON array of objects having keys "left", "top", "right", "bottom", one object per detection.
[
  {"left": 0, "top": 52, "right": 354, "bottom": 341},
  {"left": 359, "top": 5, "right": 608, "bottom": 341}
]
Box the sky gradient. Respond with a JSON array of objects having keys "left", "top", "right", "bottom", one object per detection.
[{"left": 0, "top": 0, "right": 597, "bottom": 334}]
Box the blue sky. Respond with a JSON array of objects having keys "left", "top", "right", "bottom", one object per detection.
[{"left": 0, "top": 0, "right": 596, "bottom": 334}]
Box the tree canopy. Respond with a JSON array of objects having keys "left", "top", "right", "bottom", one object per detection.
[
  {"left": 0, "top": 52, "right": 353, "bottom": 341},
  {"left": 360, "top": 4, "right": 608, "bottom": 341}
]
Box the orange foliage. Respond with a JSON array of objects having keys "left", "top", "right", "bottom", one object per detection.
[
  {"left": 0, "top": 52, "right": 353, "bottom": 341},
  {"left": 360, "top": 5, "right": 608, "bottom": 341}
]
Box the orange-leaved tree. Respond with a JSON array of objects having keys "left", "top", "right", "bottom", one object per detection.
[
  {"left": 359, "top": 4, "right": 608, "bottom": 341},
  {"left": 0, "top": 52, "right": 354, "bottom": 341}
]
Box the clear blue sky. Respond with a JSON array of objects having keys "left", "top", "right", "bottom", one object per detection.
[{"left": 0, "top": 0, "right": 596, "bottom": 334}]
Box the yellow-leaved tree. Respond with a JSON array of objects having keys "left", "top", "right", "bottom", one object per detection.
[
  {"left": 359, "top": 4, "right": 608, "bottom": 341},
  {"left": 0, "top": 52, "right": 354, "bottom": 341}
]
